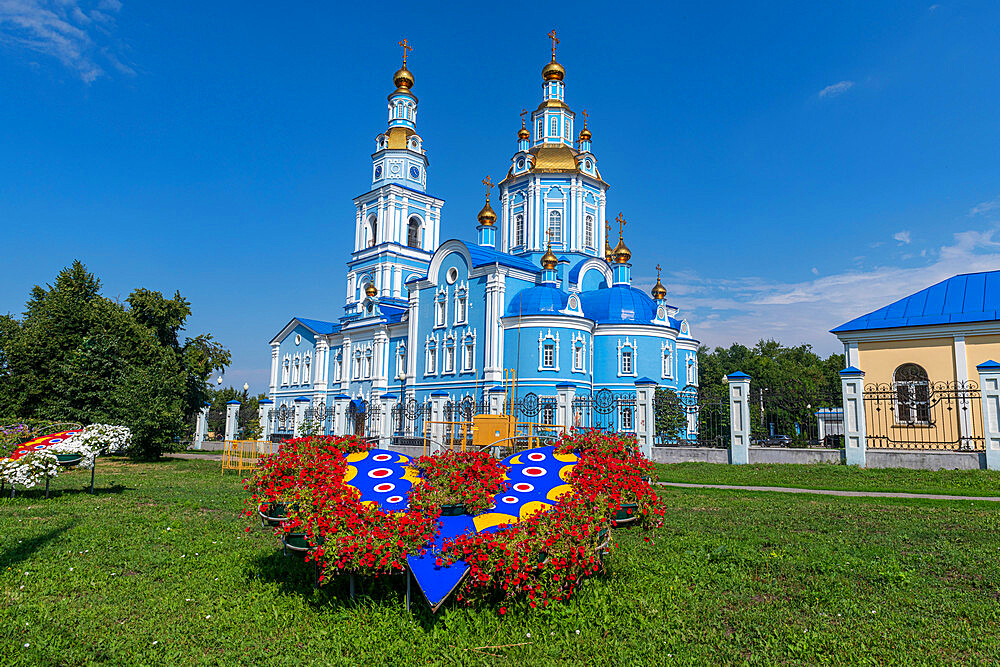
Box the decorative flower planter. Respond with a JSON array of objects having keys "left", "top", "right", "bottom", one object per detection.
[
  {"left": 282, "top": 531, "right": 324, "bottom": 554},
  {"left": 612, "top": 503, "right": 640, "bottom": 527},
  {"left": 595, "top": 528, "right": 611, "bottom": 562},
  {"left": 259, "top": 502, "right": 296, "bottom": 527},
  {"left": 55, "top": 454, "right": 84, "bottom": 466},
  {"left": 440, "top": 503, "right": 468, "bottom": 517}
]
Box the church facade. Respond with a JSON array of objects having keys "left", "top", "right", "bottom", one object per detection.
[{"left": 265, "top": 40, "right": 699, "bottom": 440}]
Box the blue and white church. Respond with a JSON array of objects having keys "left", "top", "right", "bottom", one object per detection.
[{"left": 265, "top": 40, "right": 699, "bottom": 443}]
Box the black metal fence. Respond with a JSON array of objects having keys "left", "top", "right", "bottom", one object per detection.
[
  {"left": 390, "top": 398, "right": 431, "bottom": 446},
  {"left": 570, "top": 389, "right": 636, "bottom": 433},
  {"left": 345, "top": 400, "right": 382, "bottom": 439},
  {"left": 750, "top": 384, "right": 844, "bottom": 448},
  {"left": 653, "top": 385, "right": 730, "bottom": 448},
  {"left": 864, "top": 379, "right": 983, "bottom": 451}
]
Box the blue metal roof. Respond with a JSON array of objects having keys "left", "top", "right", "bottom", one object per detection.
[
  {"left": 295, "top": 317, "right": 340, "bottom": 334},
  {"left": 832, "top": 270, "right": 1000, "bottom": 333},
  {"left": 467, "top": 245, "right": 539, "bottom": 273},
  {"left": 578, "top": 285, "right": 658, "bottom": 324},
  {"left": 505, "top": 286, "right": 570, "bottom": 316}
]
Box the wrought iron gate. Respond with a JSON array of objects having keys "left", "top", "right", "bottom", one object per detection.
[
  {"left": 864, "top": 378, "right": 983, "bottom": 451},
  {"left": 345, "top": 400, "right": 382, "bottom": 439},
  {"left": 653, "top": 385, "right": 730, "bottom": 448},
  {"left": 269, "top": 404, "right": 295, "bottom": 443},
  {"left": 570, "top": 389, "right": 636, "bottom": 433}
]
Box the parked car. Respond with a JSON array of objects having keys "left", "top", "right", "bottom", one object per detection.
[{"left": 761, "top": 435, "right": 792, "bottom": 447}]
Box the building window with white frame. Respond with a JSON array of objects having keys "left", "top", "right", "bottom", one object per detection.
[
  {"left": 455, "top": 293, "right": 467, "bottom": 324},
  {"left": 514, "top": 213, "right": 525, "bottom": 247},
  {"left": 584, "top": 214, "right": 594, "bottom": 248},
  {"left": 661, "top": 347, "right": 672, "bottom": 379},
  {"left": 541, "top": 400, "right": 555, "bottom": 425},
  {"left": 464, "top": 342, "right": 474, "bottom": 371},
  {"left": 396, "top": 347, "right": 406, "bottom": 379},
  {"left": 621, "top": 349, "right": 633, "bottom": 375},
  {"left": 445, "top": 344, "right": 455, "bottom": 373},
  {"left": 353, "top": 352, "right": 362, "bottom": 380},
  {"left": 292, "top": 357, "right": 301, "bottom": 384},
  {"left": 549, "top": 116, "right": 558, "bottom": 137},
  {"left": 537, "top": 118, "right": 543, "bottom": 137},
  {"left": 573, "top": 342, "right": 584, "bottom": 372},
  {"left": 618, "top": 339, "right": 637, "bottom": 377},
  {"left": 426, "top": 345, "right": 437, "bottom": 375},
  {"left": 542, "top": 343, "right": 555, "bottom": 369},
  {"left": 620, "top": 405, "right": 634, "bottom": 431},
  {"left": 547, "top": 210, "right": 562, "bottom": 244},
  {"left": 364, "top": 350, "right": 373, "bottom": 378},
  {"left": 282, "top": 359, "right": 290, "bottom": 385},
  {"left": 435, "top": 299, "right": 446, "bottom": 328},
  {"left": 303, "top": 356, "right": 311, "bottom": 385},
  {"left": 334, "top": 353, "right": 342, "bottom": 381}
]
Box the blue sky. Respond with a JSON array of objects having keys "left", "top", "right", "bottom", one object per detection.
[{"left": 2, "top": 1, "right": 999, "bottom": 392}]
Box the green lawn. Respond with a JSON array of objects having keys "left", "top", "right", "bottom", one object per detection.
[
  {"left": 3, "top": 458, "right": 1000, "bottom": 664},
  {"left": 655, "top": 461, "right": 1000, "bottom": 497}
]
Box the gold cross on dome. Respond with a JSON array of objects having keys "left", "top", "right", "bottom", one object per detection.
[
  {"left": 656, "top": 264, "right": 662, "bottom": 278},
  {"left": 616, "top": 212, "right": 627, "bottom": 239},
  {"left": 548, "top": 29, "right": 559, "bottom": 59},
  {"left": 399, "top": 38, "right": 412, "bottom": 66},
  {"left": 582, "top": 109, "right": 589, "bottom": 126},
  {"left": 520, "top": 108, "right": 527, "bottom": 125},
  {"left": 482, "top": 175, "right": 493, "bottom": 201},
  {"left": 605, "top": 220, "right": 611, "bottom": 239}
]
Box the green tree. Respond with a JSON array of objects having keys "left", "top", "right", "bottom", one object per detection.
[{"left": 0, "top": 261, "right": 231, "bottom": 458}]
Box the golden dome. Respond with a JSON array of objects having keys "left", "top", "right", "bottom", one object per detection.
[
  {"left": 393, "top": 66, "right": 414, "bottom": 90},
  {"left": 541, "top": 244, "right": 558, "bottom": 270},
  {"left": 365, "top": 281, "right": 378, "bottom": 297},
  {"left": 579, "top": 126, "right": 591, "bottom": 141},
  {"left": 604, "top": 237, "right": 614, "bottom": 263},
  {"left": 542, "top": 59, "right": 565, "bottom": 81},
  {"left": 518, "top": 123, "right": 530, "bottom": 141},
  {"left": 613, "top": 237, "right": 631, "bottom": 264},
  {"left": 651, "top": 277, "right": 667, "bottom": 300},
  {"left": 477, "top": 199, "right": 497, "bottom": 226}
]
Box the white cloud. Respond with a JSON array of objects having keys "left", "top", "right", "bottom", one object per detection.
[
  {"left": 818, "top": 80, "right": 855, "bottom": 99},
  {"left": 970, "top": 196, "right": 1000, "bottom": 217},
  {"left": 893, "top": 230, "right": 911, "bottom": 245},
  {"left": 811, "top": 267, "right": 819, "bottom": 275},
  {"left": 0, "top": 0, "right": 130, "bottom": 82},
  {"left": 649, "top": 225, "right": 1000, "bottom": 356}
]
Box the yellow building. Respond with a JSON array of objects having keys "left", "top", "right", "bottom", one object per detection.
[{"left": 832, "top": 271, "right": 1000, "bottom": 452}]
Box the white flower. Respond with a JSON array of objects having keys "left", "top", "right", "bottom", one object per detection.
[
  {"left": 24, "top": 644, "right": 29, "bottom": 648},
  {"left": 526, "top": 633, "right": 531, "bottom": 638}
]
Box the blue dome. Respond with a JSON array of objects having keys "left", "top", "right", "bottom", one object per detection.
[
  {"left": 579, "top": 285, "right": 658, "bottom": 324},
  {"left": 505, "top": 286, "right": 569, "bottom": 316}
]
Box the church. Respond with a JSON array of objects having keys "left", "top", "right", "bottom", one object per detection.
[{"left": 265, "top": 36, "right": 699, "bottom": 441}]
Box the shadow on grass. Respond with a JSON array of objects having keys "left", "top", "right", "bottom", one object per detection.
[
  {"left": 246, "top": 548, "right": 442, "bottom": 622},
  {"left": 0, "top": 483, "right": 131, "bottom": 501},
  {"left": 0, "top": 520, "right": 78, "bottom": 571}
]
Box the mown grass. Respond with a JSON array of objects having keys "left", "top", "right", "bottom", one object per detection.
[
  {"left": 655, "top": 461, "right": 1000, "bottom": 497},
  {"left": 2, "top": 458, "right": 999, "bottom": 665}
]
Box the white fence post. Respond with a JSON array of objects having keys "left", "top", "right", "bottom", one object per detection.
[
  {"left": 556, "top": 383, "right": 576, "bottom": 435},
  {"left": 430, "top": 391, "right": 449, "bottom": 454},
  {"left": 634, "top": 379, "right": 656, "bottom": 458},
  {"left": 976, "top": 360, "right": 1000, "bottom": 470},
  {"left": 333, "top": 395, "right": 350, "bottom": 436},
  {"left": 194, "top": 402, "right": 210, "bottom": 450},
  {"left": 224, "top": 401, "right": 240, "bottom": 441},
  {"left": 292, "top": 397, "right": 309, "bottom": 437},
  {"left": 726, "top": 372, "right": 751, "bottom": 464},
  {"left": 488, "top": 386, "right": 506, "bottom": 415},
  {"left": 258, "top": 399, "right": 273, "bottom": 442},
  {"left": 840, "top": 367, "right": 867, "bottom": 467},
  {"left": 381, "top": 393, "right": 398, "bottom": 448}
]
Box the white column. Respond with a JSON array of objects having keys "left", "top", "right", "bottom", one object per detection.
[
  {"left": 406, "top": 290, "right": 419, "bottom": 381},
  {"left": 844, "top": 342, "right": 860, "bottom": 369},
  {"left": 259, "top": 400, "right": 273, "bottom": 441},
  {"left": 726, "top": 372, "right": 751, "bottom": 464},
  {"left": 840, "top": 367, "right": 867, "bottom": 467},
  {"left": 225, "top": 401, "right": 241, "bottom": 441},
  {"left": 269, "top": 344, "right": 279, "bottom": 395},
  {"left": 977, "top": 361, "right": 1000, "bottom": 470},
  {"left": 953, "top": 336, "right": 974, "bottom": 447},
  {"left": 194, "top": 402, "right": 210, "bottom": 450},
  {"left": 334, "top": 396, "right": 350, "bottom": 436},
  {"left": 430, "top": 392, "right": 448, "bottom": 454}
]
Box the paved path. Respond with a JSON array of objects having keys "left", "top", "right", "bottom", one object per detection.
[
  {"left": 168, "top": 452, "right": 223, "bottom": 462},
  {"left": 656, "top": 481, "right": 1000, "bottom": 502}
]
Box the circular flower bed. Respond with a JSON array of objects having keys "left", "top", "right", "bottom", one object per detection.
[{"left": 244, "top": 430, "right": 663, "bottom": 611}]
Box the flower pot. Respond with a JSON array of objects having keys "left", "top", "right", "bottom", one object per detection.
[
  {"left": 440, "top": 503, "right": 468, "bottom": 516},
  {"left": 282, "top": 532, "right": 324, "bottom": 554},
  {"left": 55, "top": 454, "right": 84, "bottom": 466},
  {"left": 612, "top": 503, "right": 639, "bottom": 527},
  {"left": 259, "top": 502, "right": 290, "bottom": 527}
]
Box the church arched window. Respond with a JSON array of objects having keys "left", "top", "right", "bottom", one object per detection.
[
  {"left": 584, "top": 214, "right": 594, "bottom": 248},
  {"left": 367, "top": 215, "right": 377, "bottom": 247},
  {"left": 894, "top": 363, "right": 930, "bottom": 424},
  {"left": 537, "top": 119, "right": 543, "bottom": 138},
  {"left": 514, "top": 213, "right": 525, "bottom": 247},
  {"left": 407, "top": 217, "right": 422, "bottom": 248},
  {"left": 281, "top": 359, "right": 289, "bottom": 385},
  {"left": 549, "top": 116, "right": 558, "bottom": 137},
  {"left": 547, "top": 210, "right": 562, "bottom": 244}
]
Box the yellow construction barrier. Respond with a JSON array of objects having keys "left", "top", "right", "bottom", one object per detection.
[{"left": 221, "top": 440, "right": 279, "bottom": 476}]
